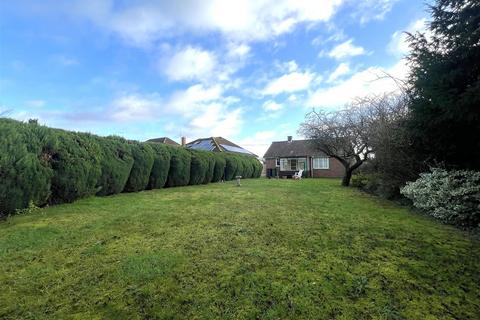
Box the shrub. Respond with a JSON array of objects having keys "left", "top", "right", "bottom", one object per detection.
[
  {"left": 123, "top": 142, "right": 154, "bottom": 192},
  {"left": 188, "top": 150, "right": 209, "bottom": 185},
  {"left": 165, "top": 146, "right": 191, "bottom": 187},
  {"left": 203, "top": 152, "right": 216, "bottom": 184},
  {"left": 96, "top": 136, "right": 134, "bottom": 196},
  {"left": 240, "top": 157, "right": 253, "bottom": 178},
  {"left": 401, "top": 168, "right": 480, "bottom": 228},
  {"left": 212, "top": 153, "right": 226, "bottom": 182},
  {"left": 224, "top": 154, "right": 239, "bottom": 181},
  {"left": 147, "top": 143, "right": 171, "bottom": 189},
  {"left": 50, "top": 130, "right": 102, "bottom": 203},
  {"left": 351, "top": 173, "right": 381, "bottom": 194},
  {"left": 0, "top": 119, "right": 54, "bottom": 215}
]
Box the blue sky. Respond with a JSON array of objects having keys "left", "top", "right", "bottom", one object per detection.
[{"left": 0, "top": 0, "right": 428, "bottom": 156}]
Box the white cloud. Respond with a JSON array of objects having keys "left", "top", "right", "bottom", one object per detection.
[
  {"left": 237, "top": 130, "right": 278, "bottom": 158},
  {"left": 65, "top": 0, "right": 345, "bottom": 45},
  {"left": 328, "top": 39, "right": 366, "bottom": 60},
  {"left": 166, "top": 84, "right": 223, "bottom": 115},
  {"left": 327, "top": 62, "right": 350, "bottom": 82},
  {"left": 162, "top": 46, "right": 216, "bottom": 82},
  {"left": 388, "top": 18, "right": 427, "bottom": 57},
  {"left": 263, "top": 71, "right": 314, "bottom": 95},
  {"left": 227, "top": 42, "right": 251, "bottom": 58},
  {"left": 307, "top": 59, "right": 407, "bottom": 108},
  {"left": 188, "top": 104, "right": 243, "bottom": 138},
  {"left": 348, "top": 0, "right": 399, "bottom": 24},
  {"left": 110, "top": 94, "right": 161, "bottom": 122},
  {"left": 262, "top": 100, "right": 283, "bottom": 111}
]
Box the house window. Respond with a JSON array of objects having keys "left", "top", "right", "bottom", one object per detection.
[
  {"left": 276, "top": 158, "right": 280, "bottom": 167},
  {"left": 313, "top": 157, "right": 329, "bottom": 169},
  {"left": 280, "top": 158, "right": 306, "bottom": 171}
]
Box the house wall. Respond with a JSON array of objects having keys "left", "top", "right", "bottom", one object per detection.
[
  {"left": 266, "top": 156, "right": 344, "bottom": 178},
  {"left": 265, "top": 158, "right": 277, "bottom": 169},
  {"left": 312, "top": 157, "right": 344, "bottom": 178}
]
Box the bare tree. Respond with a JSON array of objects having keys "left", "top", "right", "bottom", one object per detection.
[{"left": 299, "top": 94, "right": 408, "bottom": 186}]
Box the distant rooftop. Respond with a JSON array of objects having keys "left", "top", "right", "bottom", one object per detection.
[
  {"left": 186, "top": 137, "right": 257, "bottom": 157},
  {"left": 146, "top": 137, "right": 179, "bottom": 146}
]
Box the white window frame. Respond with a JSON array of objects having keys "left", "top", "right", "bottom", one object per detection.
[
  {"left": 280, "top": 158, "right": 306, "bottom": 171},
  {"left": 313, "top": 157, "right": 330, "bottom": 170}
]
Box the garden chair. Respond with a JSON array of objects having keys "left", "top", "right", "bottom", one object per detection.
[{"left": 293, "top": 169, "right": 303, "bottom": 180}]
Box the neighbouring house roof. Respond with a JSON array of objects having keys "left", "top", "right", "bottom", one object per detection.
[
  {"left": 146, "top": 137, "right": 180, "bottom": 146},
  {"left": 263, "top": 139, "right": 327, "bottom": 158},
  {"left": 186, "top": 137, "right": 257, "bottom": 157}
]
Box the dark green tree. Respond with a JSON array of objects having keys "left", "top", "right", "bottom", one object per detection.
[{"left": 406, "top": 0, "right": 480, "bottom": 169}]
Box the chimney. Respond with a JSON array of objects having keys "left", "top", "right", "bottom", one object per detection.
[
  {"left": 287, "top": 136, "right": 292, "bottom": 142},
  {"left": 181, "top": 136, "right": 186, "bottom": 146}
]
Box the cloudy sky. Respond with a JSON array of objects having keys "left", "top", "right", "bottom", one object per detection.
[{"left": 0, "top": 0, "right": 428, "bottom": 156}]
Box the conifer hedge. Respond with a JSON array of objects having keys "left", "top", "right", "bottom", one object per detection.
[
  {"left": 123, "top": 142, "right": 154, "bottom": 192},
  {"left": 0, "top": 118, "right": 262, "bottom": 216},
  {"left": 50, "top": 130, "right": 102, "bottom": 203},
  {"left": 96, "top": 136, "right": 134, "bottom": 196},
  {"left": 203, "top": 152, "right": 216, "bottom": 184},
  {"left": 224, "top": 154, "right": 239, "bottom": 181},
  {"left": 0, "top": 119, "right": 54, "bottom": 213},
  {"left": 147, "top": 143, "right": 171, "bottom": 189},
  {"left": 188, "top": 150, "right": 209, "bottom": 185},
  {"left": 165, "top": 146, "right": 191, "bottom": 187},
  {"left": 212, "top": 153, "right": 226, "bottom": 182}
]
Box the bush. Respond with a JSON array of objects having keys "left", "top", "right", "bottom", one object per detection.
[
  {"left": 188, "top": 150, "right": 209, "bottom": 185},
  {"left": 224, "top": 154, "right": 239, "bottom": 181},
  {"left": 351, "top": 173, "right": 381, "bottom": 194},
  {"left": 165, "top": 146, "right": 191, "bottom": 187},
  {"left": 240, "top": 157, "right": 253, "bottom": 178},
  {"left": 50, "top": 130, "right": 102, "bottom": 203},
  {"left": 203, "top": 152, "right": 216, "bottom": 184},
  {"left": 96, "top": 136, "right": 134, "bottom": 196},
  {"left": 212, "top": 153, "right": 226, "bottom": 182},
  {"left": 401, "top": 168, "right": 480, "bottom": 228},
  {"left": 0, "top": 119, "right": 55, "bottom": 215},
  {"left": 147, "top": 143, "right": 171, "bottom": 189},
  {"left": 253, "top": 159, "right": 263, "bottom": 178},
  {"left": 123, "top": 142, "right": 154, "bottom": 192}
]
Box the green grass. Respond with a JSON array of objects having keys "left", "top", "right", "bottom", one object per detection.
[{"left": 1, "top": 179, "right": 479, "bottom": 319}]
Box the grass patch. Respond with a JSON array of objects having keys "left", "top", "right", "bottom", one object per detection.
[{"left": 0, "top": 178, "right": 479, "bottom": 319}]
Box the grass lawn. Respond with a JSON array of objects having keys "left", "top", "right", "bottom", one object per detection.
[{"left": 1, "top": 178, "right": 479, "bottom": 319}]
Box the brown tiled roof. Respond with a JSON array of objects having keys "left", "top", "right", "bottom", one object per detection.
[
  {"left": 186, "top": 136, "right": 257, "bottom": 157},
  {"left": 146, "top": 137, "right": 180, "bottom": 146},
  {"left": 263, "top": 139, "right": 327, "bottom": 158}
]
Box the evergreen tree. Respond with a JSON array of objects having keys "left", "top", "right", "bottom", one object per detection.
[{"left": 407, "top": 0, "right": 480, "bottom": 169}]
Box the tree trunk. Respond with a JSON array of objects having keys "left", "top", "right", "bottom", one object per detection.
[{"left": 342, "top": 169, "right": 353, "bottom": 186}]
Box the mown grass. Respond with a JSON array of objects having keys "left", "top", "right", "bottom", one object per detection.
[{"left": 1, "top": 178, "right": 479, "bottom": 319}]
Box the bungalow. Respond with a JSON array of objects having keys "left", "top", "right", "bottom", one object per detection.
[{"left": 263, "top": 136, "right": 344, "bottom": 178}]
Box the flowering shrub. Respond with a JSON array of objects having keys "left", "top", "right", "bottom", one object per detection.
[{"left": 401, "top": 168, "right": 480, "bottom": 228}]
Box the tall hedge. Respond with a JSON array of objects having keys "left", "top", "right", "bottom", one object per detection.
[
  {"left": 50, "top": 130, "right": 102, "bottom": 204},
  {"left": 147, "top": 143, "right": 171, "bottom": 189},
  {"left": 96, "top": 136, "right": 134, "bottom": 196},
  {"left": 203, "top": 152, "right": 216, "bottom": 184},
  {"left": 254, "top": 159, "right": 263, "bottom": 178},
  {"left": 0, "top": 119, "right": 55, "bottom": 215},
  {"left": 212, "top": 153, "right": 226, "bottom": 182},
  {"left": 123, "top": 142, "right": 154, "bottom": 192},
  {"left": 188, "top": 150, "right": 209, "bottom": 185},
  {"left": 224, "top": 154, "right": 239, "bottom": 181},
  {"left": 165, "top": 146, "right": 191, "bottom": 187}
]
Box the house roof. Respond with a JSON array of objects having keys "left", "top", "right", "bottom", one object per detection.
[
  {"left": 263, "top": 139, "right": 327, "bottom": 158},
  {"left": 186, "top": 137, "right": 257, "bottom": 157},
  {"left": 146, "top": 137, "right": 179, "bottom": 146}
]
